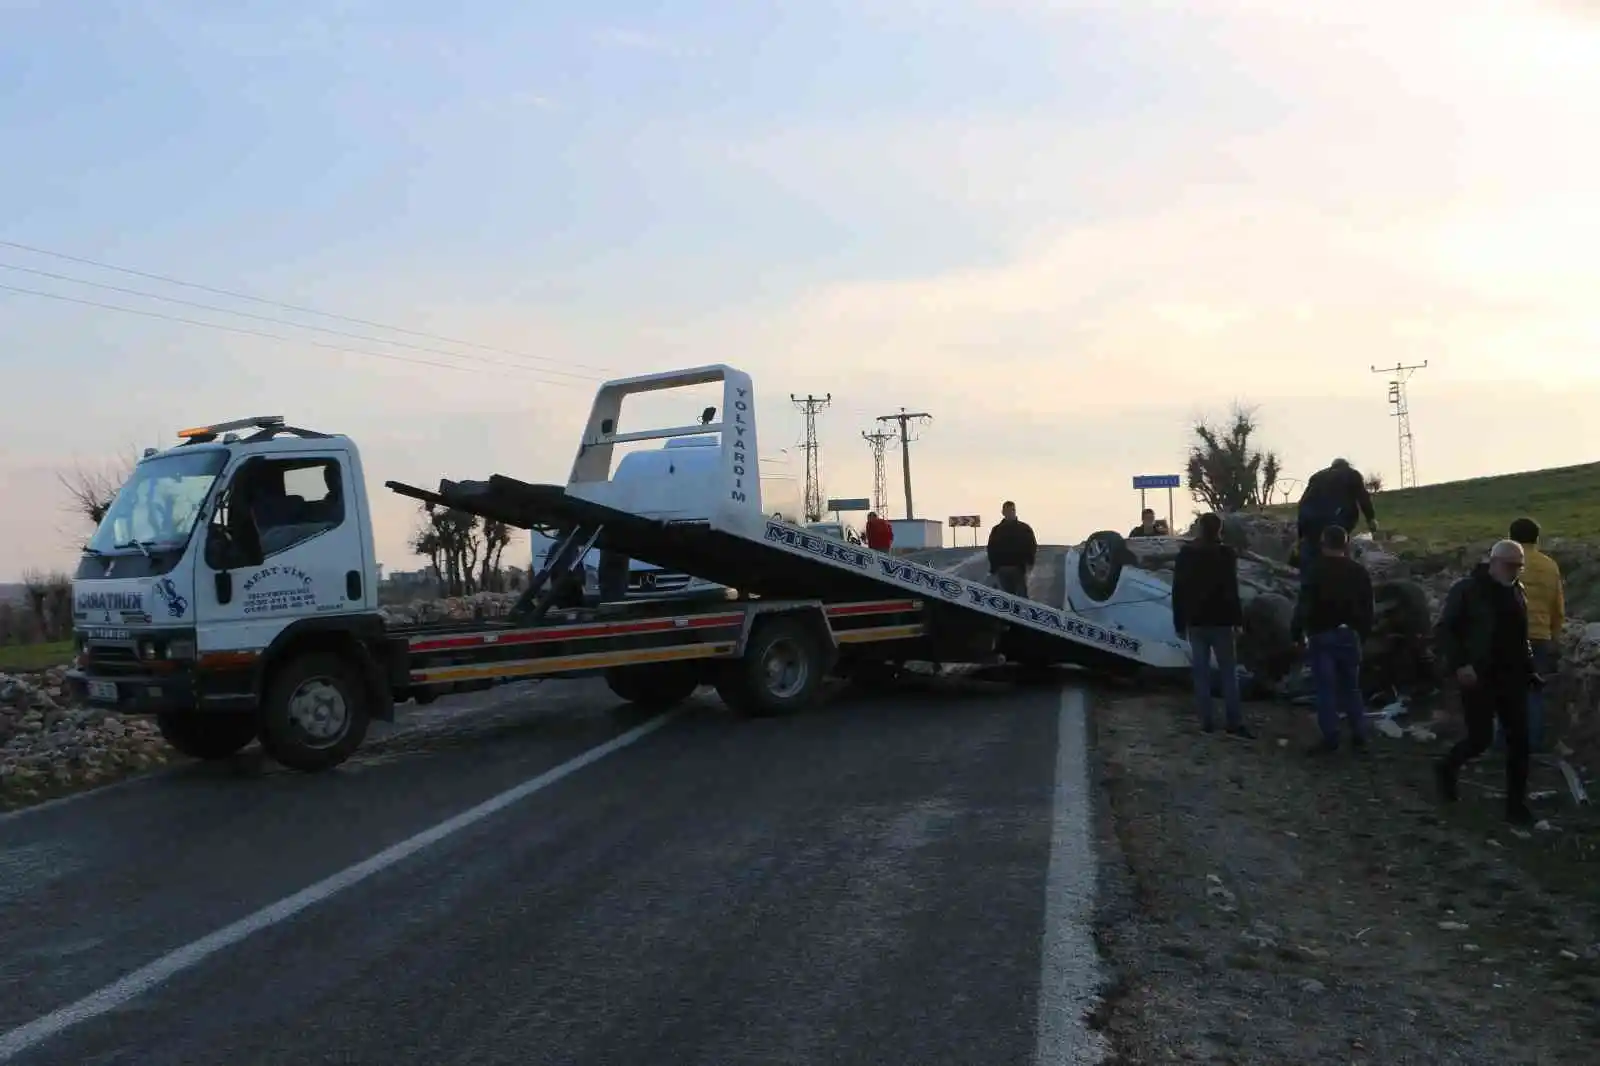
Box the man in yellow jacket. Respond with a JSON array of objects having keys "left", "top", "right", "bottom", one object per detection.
[{"left": 1508, "top": 517, "right": 1564, "bottom": 751}]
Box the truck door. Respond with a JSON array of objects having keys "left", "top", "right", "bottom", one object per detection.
[{"left": 197, "top": 452, "right": 369, "bottom": 653}]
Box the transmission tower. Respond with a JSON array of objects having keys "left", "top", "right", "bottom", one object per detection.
[
  {"left": 875, "top": 407, "right": 933, "bottom": 519},
  {"left": 1370, "top": 361, "right": 1427, "bottom": 489},
  {"left": 861, "top": 427, "right": 895, "bottom": 513},
  {"left": 791, "top": 393, "right": 832, "bottom": 522}
]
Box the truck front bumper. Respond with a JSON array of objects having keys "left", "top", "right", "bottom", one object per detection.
[{"left": 65, "top": 666, "right": 199, "bottom": 713}]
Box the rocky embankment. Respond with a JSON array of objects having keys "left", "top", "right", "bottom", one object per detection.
[{"left": 0, "top": 669, "right": 171, "bottom": 807}]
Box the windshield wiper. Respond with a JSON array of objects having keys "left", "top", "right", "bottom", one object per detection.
[{"left": 114, "top": 539, "right": 155, "bottom": 558}]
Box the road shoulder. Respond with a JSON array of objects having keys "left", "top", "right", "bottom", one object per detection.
[{"left": 1091, "top": 688, "right": 1600, "bottom": 1065}]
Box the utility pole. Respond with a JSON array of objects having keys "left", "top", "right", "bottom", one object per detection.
[
  {"left": 875, "top": 407, "right": 932, "bottom": 519},
  {"left": 790, "top": 393, "right": 831, "bottom": 522},
  {"left": 861, "top": 427, "right": 895, "bottom": 513},
  {"left": 1370, "top": 361, "right": 1427, "bottom": 489}
]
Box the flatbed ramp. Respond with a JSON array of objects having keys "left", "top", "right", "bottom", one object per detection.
[{"left": 386, "top": 474, "right": 1186, "bottom": 673}]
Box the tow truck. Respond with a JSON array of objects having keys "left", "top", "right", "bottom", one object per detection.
[{"left": 66, "top": 364, "right": 1189, "bottom": 773}]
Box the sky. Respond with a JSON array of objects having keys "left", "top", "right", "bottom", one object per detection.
[{"left": 3, "top": 0, "right": 1600, "bottom": 579}]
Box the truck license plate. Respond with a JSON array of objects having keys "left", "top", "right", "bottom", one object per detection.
[{"left": 87, "top": 680, "right": 118, "bottom": 703}]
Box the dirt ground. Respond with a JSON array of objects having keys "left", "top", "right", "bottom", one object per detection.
[{"left": 1090, "top": 687, "right": 1600, "bottom": 1065}]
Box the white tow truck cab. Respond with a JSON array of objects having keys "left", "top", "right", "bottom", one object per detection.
[{"left": 69, "top": 363, "right": 1188, "bottom": 775}]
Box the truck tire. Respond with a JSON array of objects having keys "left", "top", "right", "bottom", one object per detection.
[
  {"left": 155, "top": 711, "right": 258, "bottom": 761},
  {"left": 604, "top": 663, "right": 700, "bottom": 708},
  {"left": 716, "top": 615, "right": 826, "bottom": 718},
  {"left": 258, "top": 652, "right": 370, "bottom": 772}
]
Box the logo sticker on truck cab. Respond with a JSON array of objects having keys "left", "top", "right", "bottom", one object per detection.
[
  {"left": 152, "top": 577, "right": 189, "bottom": 619},
  {"left": 241, "top": 565, "right": 318, "bottom": 615}
]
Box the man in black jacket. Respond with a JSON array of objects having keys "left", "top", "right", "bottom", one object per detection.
[
  {"left": 1292, "top": 525, "right": 1374, "bottom": 755},
  {"left": 1295, "top": 459, "right": 1378, "bottom": 584},
  {"left": 1433, "top": 539, "right": 1543, "bottom": 825},
  {"left": 987, "top": 500, "right": 1037, "bottom": 597},
  {"left": 1172, "top": 512, "right": 1254, "bottom": 738}
]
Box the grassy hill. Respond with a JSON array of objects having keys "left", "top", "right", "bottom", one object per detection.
[{"left": 1268, "top": 461, "right": 1600, "bottom": 551}]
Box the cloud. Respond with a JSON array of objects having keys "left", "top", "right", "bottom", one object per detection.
[{"left": 591, "top": 27, "right": 702, "bottom": 58}]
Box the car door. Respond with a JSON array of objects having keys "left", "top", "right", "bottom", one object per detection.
[{"left": 197, "top": 452, "right": 369, "bottom": 654}]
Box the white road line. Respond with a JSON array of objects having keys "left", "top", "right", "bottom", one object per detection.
[
  {"left": 1034, "top": 687, "right": 1109, "bottom": 1065},
  {"left": 0, "top": 710, "right": 680, "bottom": 1063}
]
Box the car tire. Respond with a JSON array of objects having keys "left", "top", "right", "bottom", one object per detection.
[{"left": 1077, "top": 530, "right": 1132, "bottom": 602}]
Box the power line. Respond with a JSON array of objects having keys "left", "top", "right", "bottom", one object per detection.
[
  {"left": 1370, "top": 361, "right": 1427, "bottom": 489},
  {"left": 875, "top": 407, "right": 932, "bottom": 519},
  {"left": 861, "top": 426, "right": 895, "bottom": 514},
  {"left": 0, "top": 236, "right": 614, "bottom": 375},
  {"left": 0, "top": 261, "right": 607, "bottom": 384},
  {"left": 791, "top": 393, "right": 832, "bottom": 522},
  {"left": 0, "top": 282, "right": 586, "bottom": 383}
]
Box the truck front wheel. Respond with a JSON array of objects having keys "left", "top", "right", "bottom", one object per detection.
[
  {"left": 717, "top": 615, "right": 827, "bottom": 717},
  {"left": 155, "top": 711, "right": 258, "bottom": 761},
  {"left": 259, "top": 652, "right": 371, "bottom": 772}
]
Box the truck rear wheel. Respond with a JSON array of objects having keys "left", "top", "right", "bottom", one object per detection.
[
  {"left": 259, "top": 652, "right": 370, "bottom": 772},
  {"left": 155, "top": 711, "right": 258, "bottom": 761},
  {"left": 717, "top": 615, "right": 826, "bottom": 717},
  {"left": 604, "top": 663, "right": 700, "bottom": 708}
]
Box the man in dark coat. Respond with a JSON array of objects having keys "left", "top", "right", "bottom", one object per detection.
[
  {"left": 1295, "top": 458, "right": 1377, "bottom": 582},
  {"left": 1292, "top": 524, "right": 1375, "bottom": 755},
  {"left": 1172, "top": 512, "right": 1254, "bottom": 738},
  {"left": 1433, "top": 539, "right": 1544, "bottom": 825},
  {"left": 986, "top": 500, "right": 1037, "bottom": 597}
]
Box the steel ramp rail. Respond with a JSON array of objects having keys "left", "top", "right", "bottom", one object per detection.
[{"left": 385, "top": 475, "right": 1188, "bottom": 672}]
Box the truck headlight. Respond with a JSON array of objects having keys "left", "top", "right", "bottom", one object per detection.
[
  {"left": 140, "top": 641, "right": 158, "bottom": 661},
  {"left": 167, "top": 639, "right": 197, "bottom": 660}
]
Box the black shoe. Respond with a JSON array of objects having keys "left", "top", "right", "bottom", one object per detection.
[
  {"left": 1506, "top": 803, "right": 1535, "bottom": 827},
  {"left": 1305, "top": 738, "right": 1339, "bottom": 757},
  {"left": 1201, "top": 721, "right": 1217, "bottom": 734},
  {"left": 1350, "top": 736, "right": 1369, "bottom": 756},
  {"left": 1225, "top": 724, "right": 1256, "bottom": 740},
  {"left": 1434, "top": 761, "right": 1459, "bottom": 803}
]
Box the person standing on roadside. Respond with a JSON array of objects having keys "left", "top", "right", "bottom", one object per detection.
[
  {"left": 1291, "top": 524, "right": 1374, "bottom": 755},
  {"left": 1433, "top": 539, "right": 1545, "bottom": 826},
  {"left": 1507, "top": 517, "right": 1563, "bottom": 753},
  {"left": 1295, "top": 458, "right": 1378, "bottom": 585},
  {"left": 864, "top": 510, "right": 895, "bottom": 552},
  {"left": 986, "top": 500, "right": 1037, "bottom": 597},
  {"left": 1172, "top": 512, "right": 1254, "bottom": 738}
]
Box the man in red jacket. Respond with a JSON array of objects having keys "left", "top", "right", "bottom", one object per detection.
[{"left": 864, "top": 511, "right": 894, "bottom": 551}]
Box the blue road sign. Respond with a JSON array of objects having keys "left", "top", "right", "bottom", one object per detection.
[{"left": 1132, "top": 474, "right": 1181, "bottom": 490}]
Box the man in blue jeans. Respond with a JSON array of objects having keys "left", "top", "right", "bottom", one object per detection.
[
  {"left": 1291, "top": 524, "right": 1375, "bottom": 755},
  {"left": 1293, "top": 458, "right": 1379, "bottom": 589},
  {"left": 1172, "top": 512, "right": 1255, "bottom": 738}
]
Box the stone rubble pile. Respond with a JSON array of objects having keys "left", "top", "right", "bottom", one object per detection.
[
  {"left": 0, "top": 668, "right": 171, "bottom": 806},
  {"left": 378, "top": 591, "right": 521, "bottom": 627}
]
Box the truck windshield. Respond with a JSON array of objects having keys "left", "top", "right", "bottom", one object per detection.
[{"left": 85, "top": 450, "right": 229, "bottom": 555}]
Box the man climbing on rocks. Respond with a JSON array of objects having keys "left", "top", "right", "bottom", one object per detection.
[
  {"left": 986, "top": 500, "right": 1037, "bottom": 597},
  {"left": 1294, "top": 458, "right": 1377, "bottom": 579},
  {"left": 1433, "top": 539, "right": 1545, "bottom": 826},
  {"left": 1507, "top": 517, "right": 1563, "bottom": 753},
  {"left": 1291, "top": 524, "right": 1374, "bottom": 755}
]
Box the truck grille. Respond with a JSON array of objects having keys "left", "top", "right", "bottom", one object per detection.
[{"left": 627, "top": 571, "right": 692, "bottom": 594}]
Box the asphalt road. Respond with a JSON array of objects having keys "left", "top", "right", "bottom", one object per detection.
[{"left": 0, "top": 674, "right": 1104, "bottom": 1066}]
